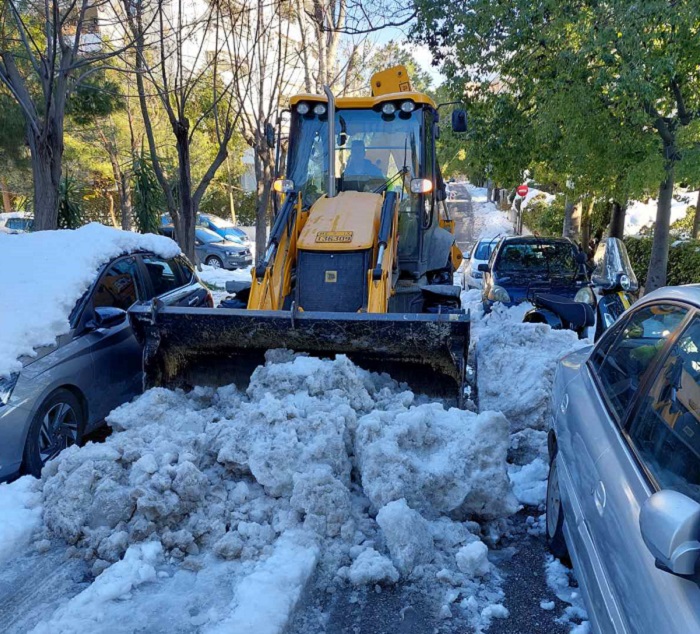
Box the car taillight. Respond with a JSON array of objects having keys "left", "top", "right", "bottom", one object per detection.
[{"left": 204, "top": 292, "right": 214, "bottom": 307}]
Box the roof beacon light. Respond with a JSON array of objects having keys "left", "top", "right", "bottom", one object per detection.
[
  {"left": 381, "top": 103, "right": 396, "bottom": 116},
  {"left": 296, "top": 102, "right": 309, "bottom": 115},
  {"left": 400, "top": 100, "right": 415, "bottom": 113}
]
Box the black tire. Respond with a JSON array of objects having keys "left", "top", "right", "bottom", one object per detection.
[
  {"left": 205, "top": 256, "right": 223, "bottom": 269},
  {"left": 23, "top": 389, "right": 84, "bottom": 477},
  {"left": 546, "top": 457, "right": 570, "bottom": 562}
]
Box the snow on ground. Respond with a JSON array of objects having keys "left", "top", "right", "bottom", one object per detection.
[
  {"left": 625, "top": 190, "right": 698, "bottom": 235},
  {"left": 0, "top": 477, "right": 42, "bottom": 565},
  {"left": 466, "top": 185, "right": 514, "bottom": 239},
  {"left": 0, "top": 354, "right": 517, "bottom": 633},
  {"left": 545, "top": 556, "right": 591, "bottom": 634},
  {"left": 0, "top": 224, "right": 179, "bottom": 378}
]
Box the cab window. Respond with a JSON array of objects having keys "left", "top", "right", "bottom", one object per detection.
[
  {"left": 627, "top": 315, "right": 700, "bottom": 502},
  {"left": 92, "top": 257, "right": 140, "bottom": 311},
  {"left": 591, "top": 304, "right": 688, "bottom": 421}
]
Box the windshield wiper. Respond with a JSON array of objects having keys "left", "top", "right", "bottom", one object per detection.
[{"left": 372, "top": 166, "right": 409, "bottom": 194}]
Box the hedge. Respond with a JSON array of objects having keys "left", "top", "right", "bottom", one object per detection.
[{"left": 624, "top": 236, "right": 700, "bottom": 288}]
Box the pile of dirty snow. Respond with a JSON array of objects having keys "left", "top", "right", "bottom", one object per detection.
[
  {"left": 6, "top": 353, "right": 517, "bottom": 633},
  {"left": 0, "top": 223, "right": 179, "bottom": 378}
]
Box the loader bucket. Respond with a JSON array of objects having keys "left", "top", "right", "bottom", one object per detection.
[{"left": 129, "top": 306, "right": 470, "bottom": 405}]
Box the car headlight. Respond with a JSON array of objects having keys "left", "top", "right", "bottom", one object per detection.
[
  {"left": 0, "top": 373, "right": 19, "bottom": 407},
  {"left": 488, "top": 285, "right": 511, "bottom": 303},
  {"left": 574, "top": 287, "right": 596, "bottom": 305},
  {"left": 225, "top": 250, "right": 241, "bottom": 257}
]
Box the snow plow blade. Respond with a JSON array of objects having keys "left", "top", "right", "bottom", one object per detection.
[{"left": 129, "top": 305, "right": 469, "bottom": 404}]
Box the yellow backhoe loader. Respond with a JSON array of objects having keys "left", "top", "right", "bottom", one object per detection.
[{"left": 130, "top": 66, "right": 470, "bottom": 403}]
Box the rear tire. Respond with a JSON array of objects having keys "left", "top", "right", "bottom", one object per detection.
[
  {"left": 546, "top": 457, "right": 570, "bottom": 562},
  {"left": 206, "top": 256, "right": 223, "bottom": 269},
  {"left": 23, "top": 389, "right": 84, "bottom": 477}
]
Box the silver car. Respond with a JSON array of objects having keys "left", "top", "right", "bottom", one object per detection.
[
  {"left": 160, "top": 225, "right": 252, "bottom": 270},
  {"left": 547, "top": 285, "right": 700, "bottom": 633},
  {"left": 0, "top": 251, "right": 211, "bottom": 480}
]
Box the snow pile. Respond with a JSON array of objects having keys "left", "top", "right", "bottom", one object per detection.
[
  {"left": 197, "top": 263, "right": 252, "bottom": 288},
  {"left": 520, "top": 188, "right": 555, "bottom": 211},
  {"left": 0, "top": 223, "right": 179, "bottom": 378},
  {"left": 625, "top": 191, "right": 698, "bottom": 236},
  {"left": 0, "top": 477, "right": 42, "bottom": 565},
  {"left": 467, "top": 184, "right": 514, "bottom": 238},
  {"left": 21, "top": 353, "right": 514, "bottom": 632},
  {"left": 545, "top": 556, "right": 590, "bottom": 633}
]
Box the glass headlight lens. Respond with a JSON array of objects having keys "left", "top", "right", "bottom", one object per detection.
[
  {"left": 0, "top": 373, "right": 19, "bottom": 406},
  {"left": 574, "top": 287, "right": 596, "bottom": 305},
  {"left": 488, "top": 285, "right": 511, "bottom": 303},
  {"left": 400, "top": 101, "right": 415, "bottom": 113},
  {"left": 296, "top": 103, "right": 309, "bottom": 115},
  {"left": 620, "top": 274, "right": 631, "bottom": 291},
  {"left": 381, "top": 103, "right": 396, "bottom": 115},
  {"left": 313, "top": 104, "right": 327, "bottom": 115}
]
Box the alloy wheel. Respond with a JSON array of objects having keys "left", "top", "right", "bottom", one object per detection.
[{"left": 38, "top": 402, "right": 78, "bottom": 463}]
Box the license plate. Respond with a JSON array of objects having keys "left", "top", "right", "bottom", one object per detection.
[{"left": 315, "top": 231, "right": 353, "bottom": 243}]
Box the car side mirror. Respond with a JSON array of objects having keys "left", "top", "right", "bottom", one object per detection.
[
  {"left": 452, "top": 110, "right": 467, "bottom": 133},
  {"left": 477, "top": 263, "right": 490, "bottom": 273},
  {"left": 89, "top": 306, "right": 127, "bottom": 330},
  {"left": 436, "top": 187, "right": 447, "bottom": 202},
  {"left": 640, "top": 489, "right": 700, "bottom": 576}
]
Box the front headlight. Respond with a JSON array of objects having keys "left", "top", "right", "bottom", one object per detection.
[
  {"left": 0, "top": 373, "right": 19, "bottom": 407},
  {"left": 488, "top": 285, "right": 511, "bottom": 303},
  {"left": 225, "top": 250, "right": 242, "bottom": 257},
  {"left": 575, "top": 287, "right": 596, "bottom": 305}
]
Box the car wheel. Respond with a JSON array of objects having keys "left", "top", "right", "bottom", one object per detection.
[
  {"left": 206, "top": 256, "right": 223, "bottom": 269},
  {"left": 546, "top": 457, "right": 570, "bottom": 561},
  {"left": 23, "top": 389, "right": 84, "bottom": 477}
]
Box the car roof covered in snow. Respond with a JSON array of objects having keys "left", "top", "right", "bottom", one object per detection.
[{"left": 0, "top": 223, "right": 180, "bottom": 378}]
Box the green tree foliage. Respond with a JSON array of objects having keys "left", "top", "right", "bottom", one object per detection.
[
  {"left": 624, "top": 237, "right": 700, "bottom": 288},
  {"left": 57, "top": 174, "right": 84, "bottom": 229},
  {"left": 132, "top": 153, "right": 163, "bottom": 235}
]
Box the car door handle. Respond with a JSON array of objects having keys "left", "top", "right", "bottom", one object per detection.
[
  {"left": 560, "top": 393, "right": 569, "bottom": 414},
  {"left": 594, "top": 481, "right": 606, "bottom": 516},
  {"left": 188, "top": 297, "right": 200, "bottom": 306}
]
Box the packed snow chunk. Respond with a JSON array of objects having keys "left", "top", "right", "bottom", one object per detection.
[
  {"left": 509, "top": 458, "right": 549, "bottom": 507},
  {"left": 356, "top": 403, "right": 518, "bottom": 519},
  {"left": 455, "top": 540, "right": 491, "bottom": 578},
  {"left": 31, "top": 541, "right": 162, "bottom": 634},
  {"left": 546, "top": 555, "right": 591, "bottom": 633},
  {"left": 477, "top": 321, "right": 587, "bottom": 432},
  {"left": 345, "top": 548, "right": 399, "bottom": 586},
  {"left": 290, "top": 465, "right": 352, "bottom": 538},
  {"left": 541, "top": 600, "right": 555, "bottom": 610},
  {"left": 0, "top": 476, "right": 42, "bottom": 565},
  {"left": 206, "top": 530, "right": 319, "bottom": 634},
  {"left": 376, "top": 499, "right": 434, "bottom": 576},
  {"left": 0, "top": 223, "right": 179, "bottom": 378}
]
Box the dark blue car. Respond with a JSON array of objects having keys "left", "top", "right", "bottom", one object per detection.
[{"left": 480, "top": 236, "right": 587, "bottom": 310}]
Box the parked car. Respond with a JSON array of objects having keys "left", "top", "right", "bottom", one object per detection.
[
  {"left": 159, "top": 225, "right": 253, "bottom": 270},
  {"left": 197, "top": 214, "right": 252, "bottom": 248},
  {"left": 0, "top": 212, "right": 33, "bottom": 234},
  {"left": 0, "top": 251, "right": 211, "bottom": 480},
  {"left": 463, "top": 237, "right": 498, "bottom": 289},
  {"left": 547, "top": 285, "right": 700, "bottom": 633},
  {"left": 480, "top": 236, "right": 587, "bottom": 311}
]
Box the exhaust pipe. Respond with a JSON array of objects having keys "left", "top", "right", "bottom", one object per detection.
[{"left": 323, "top": 85, "right": 336, "bottom": 197}]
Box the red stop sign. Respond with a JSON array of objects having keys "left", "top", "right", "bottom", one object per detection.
[{"left": 516, "top": 184, "right": 529, "bottom": 197}]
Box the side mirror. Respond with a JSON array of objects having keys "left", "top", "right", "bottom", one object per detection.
[
  {"left": 478, "top": 263, "right": 490, "bottom": 273},
  {"left": 89, "top": 306, "right": 127, "bottom": 330},
  {"left": 452, "top": 110, "right": 467, "bottom": 133},
  {"left": 265, "top": 122, "right": 275, "bottom": 149},
  {"left": 436, "top": 187, "right": 447, "bottom": 202},
  {"left": 640, "top": 489, "right": 700, "bottom": 576}
]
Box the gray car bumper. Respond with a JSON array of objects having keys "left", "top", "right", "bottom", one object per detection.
[{"left": 0, "top": 401, "right": 31, "bottom": 481}]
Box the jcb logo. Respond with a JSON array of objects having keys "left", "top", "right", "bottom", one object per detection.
[{"left": 325, "top": 271, "right": 338, "bottom": 283}]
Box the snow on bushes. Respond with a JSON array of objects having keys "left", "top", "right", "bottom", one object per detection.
[{"left": 24, "top": 353, "right": 513, "bottom": 632}]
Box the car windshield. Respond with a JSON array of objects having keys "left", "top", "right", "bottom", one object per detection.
[
  {"left": 497, "top": 241, "right": 577, "bottom": 276},
  {"left": 286, "top": 106, "right": 422, "bottom": 209},
  {"left": 196, "top": 228, "right": 224, "bottom": 244},
  {"left": 205, "top": 216, "right": 235, "bottom": 231},
  {"left": 474, "top": 241, "right": 494, "bottom": 260}
]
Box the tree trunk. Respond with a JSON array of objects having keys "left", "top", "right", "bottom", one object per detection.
[
  {"left": 692, "top": 190, "right": 700, "bottom": 240},
  {"left": 174, "top": 125, "right": 196, "bottom": 262},
  {"left": 226, "top": 154, "right": 237, "bottom": 224},
  {"left": 646, "top": 164, "right": 674, "bottom": 293},
  {"left": 580, "top": 197, "right": 593, "bottom": 252},
  {"left": 486, "top": 179, "right": 493, "bottom": 202},
  {"left": 118, "top": 171, "right": 132, "bottom": 231},
  {"left": 609, "top": 200, "right": 626, "bottom": 239},
  {"left": 254, "top": 148, "right": 273, "bottom": 265},
  {"left": 107, "top": 192, "right": 119, "bottom": 228},
  {"left": 1, "top": 177, "right": 12, "bottom": 212},
  {"left": 562, "top": 198, "right": 575, "bottom": 238},
  {"left": 27, "top": 128, "right": 63, "bottom": 230}
]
